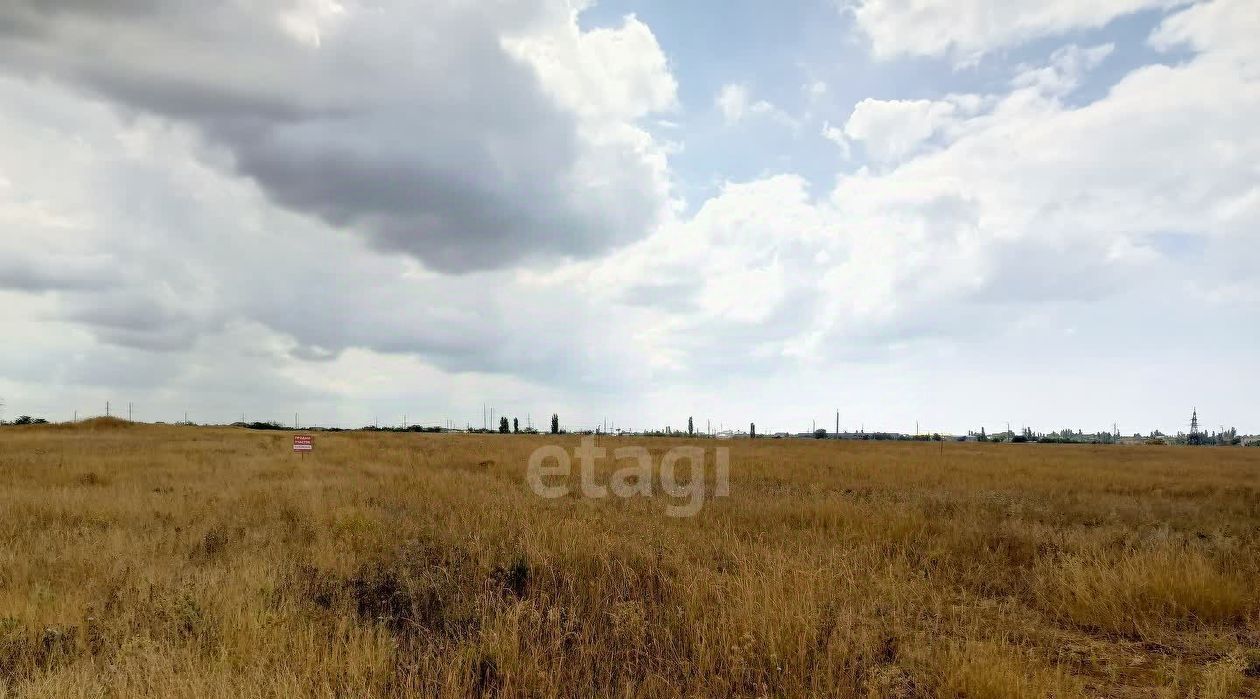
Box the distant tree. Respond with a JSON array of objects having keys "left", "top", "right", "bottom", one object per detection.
[
  {"left": 14, "top": 415, "right": 33, "bottom": 425},
  {"left": 813, "top": 428, "right": 827, "bottom": 439},
  {"left": 550, "top": 413, "right": 559, "bottom": 435},
  {"left": 750, "top": 422, "right": 756, "bottom": 439},
  {"left": 498, "top": 416, "right": 509, "bottom": 434},
  {"left": 931, "top": 433, "right": 942, "bottom": 442},
  {"left": 688, "top": 416, "right": 694, "bottom": 436},
  {"left": 512, "top": 417, "right": 519, "bottom": 433},
  {"left": 1220, "top": 427, "right": 1238, "bottom": 446}
]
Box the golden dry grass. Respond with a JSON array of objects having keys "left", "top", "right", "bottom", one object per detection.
[{"left": 0, "top": 420, "right": 1257, "bottom": 697}]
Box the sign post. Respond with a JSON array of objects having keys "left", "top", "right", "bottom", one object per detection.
[{"left": 293, "top": 434, "right": 313, "bottom": 457}]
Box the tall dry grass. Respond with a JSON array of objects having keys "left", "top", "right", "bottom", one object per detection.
[{"left": 0, "top": 420, "right": 1256, "bottom": 697}]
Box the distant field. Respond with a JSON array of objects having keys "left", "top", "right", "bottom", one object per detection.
[{"left": 0, "top": 420, "right": 1257, "bottom": 698}]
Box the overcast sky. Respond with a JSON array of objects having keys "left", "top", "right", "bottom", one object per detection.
[{"left": 1, "top": 0, "right": 1256, "bottom": 434}]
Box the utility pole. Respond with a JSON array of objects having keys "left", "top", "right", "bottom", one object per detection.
[
  {"left": 295, "top": 413, "right": 299, "bottom": 429},
  {"left": 106, "top": 401, "right": 110, "bottom": 417},
  {"left": 835, "top": 410, "right": 839, "bottom": 437},
  {"left": 128, "top": 403, "right": 133, "bottom": 422}
]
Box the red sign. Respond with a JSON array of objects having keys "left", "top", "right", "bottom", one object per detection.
[{"left": 293, "top": 435, "right": 313, "bottom": 452}]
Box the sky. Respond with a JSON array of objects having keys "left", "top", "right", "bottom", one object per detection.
[{"left": 0, "top": 0, "right": 1256, "bottom": 435}]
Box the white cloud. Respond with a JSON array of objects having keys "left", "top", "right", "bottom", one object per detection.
[
  {"left": 842, "top": 98, "right": 962, "bottom": 163},
  {"left": 716, "top": 83, "right": 751, "bottom": 123},
  {"left": 849, "top": 0, "right": 1183, "bottom": 63},
  {"left": 1149, "top": 0, "right": 1260, "bottom": 65},
  {"left": 820, "top": 121, "right": 851, "bottom": 157},
  {"left": 715, "top": 83, "right": 798, "bottom": 129},
  {"left": 503, "top": 11, "right": 677, "bottom": 122},
  {"left": 588, "top": 0, "right": 1260, "bottom": 389},
  {"left": 1012, "top": 43, "right": 1115, "bottom": 95},
  {"left": 275, "top": 0, "right": 346, "bottom": 48},
  {"left": 841, "top": 43, "right": 1111, "bottom": 165}
]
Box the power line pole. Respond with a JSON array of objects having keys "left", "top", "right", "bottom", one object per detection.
[
  {"left": 128, "top": 403, "right": 133, "bottom": 422},
  {"left": 106, "top": 401, "right": 110, "bottom": 417}
]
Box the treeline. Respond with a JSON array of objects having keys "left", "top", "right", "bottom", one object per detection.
[{"left": 0, "top": 416, "right": 49, "bottom": 426}]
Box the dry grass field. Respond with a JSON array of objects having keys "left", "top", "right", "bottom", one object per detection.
[{"left": 0, "top": 419, "right": 1257, "bottom": 698}]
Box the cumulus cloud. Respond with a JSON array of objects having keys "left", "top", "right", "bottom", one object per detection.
[
  {"left": 588, "top": 0, "right": 1260, "bottom": 377},
  {"left": 0, "top": 0, "right": 674, "bottom": 272},
  {"left": 842, "top": 98, "right": 963, "bottom": 163},
  {"left": 842, "top": 44, "right": 1110, "bottom": 165},
  {"left": 0, "top": 68, "right": 661, "bottom": 423},
  {"left": 1, "top": 0, "right": 1257, "bottom": 431},
  {"left": 849, "top": 0, "right": 1182, "bottom": 63}
]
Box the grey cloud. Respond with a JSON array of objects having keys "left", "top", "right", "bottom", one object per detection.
[
  {"left": 61, "top": 291, "right": 226, "bottom": 352},
  {"left": 0, "top": 0, "right": 667, "bottom": 272},
  {"left": 0, "top": 255, "right": 112, "bottom": 292},
  {"left": 618, "top": 279, "right": 702, "bottom": 311}
]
